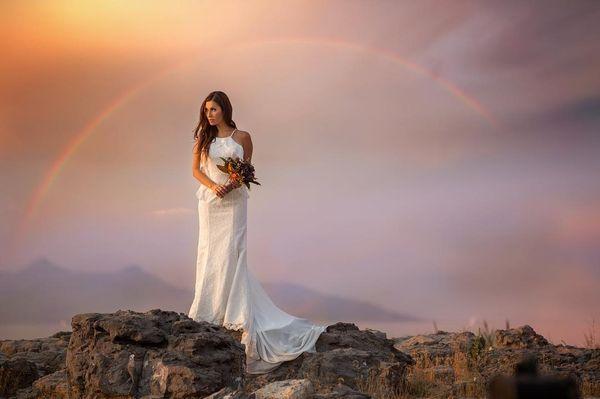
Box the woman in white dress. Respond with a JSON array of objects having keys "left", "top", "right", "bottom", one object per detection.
[{"left": 188, "top": 91, "right": 328, "bottom": 374}]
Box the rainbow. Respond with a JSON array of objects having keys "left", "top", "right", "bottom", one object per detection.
[
  {"left": 240, "top": 38, "right": 498, "bottom": 127},
  {"left": 9, "top": 59, "right": 192, "bottom": 261},
  {"left": 10, "top": 37, "right": 499, "bottom": 261}
]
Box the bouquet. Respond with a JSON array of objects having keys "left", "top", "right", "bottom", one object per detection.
[{"left": 217, "top": 156, "right": 261, "bottom": 191}]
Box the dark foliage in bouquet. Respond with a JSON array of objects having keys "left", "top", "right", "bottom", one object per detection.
[{"left": 217, "top": 156, "right": 261, "bottom": 190}]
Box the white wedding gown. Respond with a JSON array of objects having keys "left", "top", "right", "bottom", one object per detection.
[{"left": 188, "top": 128, "right": 328, "bottom": 374}]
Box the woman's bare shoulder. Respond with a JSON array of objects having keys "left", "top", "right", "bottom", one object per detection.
[{"left": 236, "top": 130, "right": 252, "bottom": 144}]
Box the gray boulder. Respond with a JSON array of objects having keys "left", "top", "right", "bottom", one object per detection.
[{"left": 65, "top": 309, "right": 245, "bottom": 398}]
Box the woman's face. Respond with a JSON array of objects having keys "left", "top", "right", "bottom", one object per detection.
[{"left": 205, "top": 100, "right": 223, "bottom": 126}]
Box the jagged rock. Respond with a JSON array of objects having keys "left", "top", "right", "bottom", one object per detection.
[
  {"left": 0, "top": 353, "right": 40, "bottom": 397},
  {"left": 250, "top": 378, "right": 314, "bottom": 399},
  {"left": 204, "top": 385, "right": 248, "bottom": 399},
  {"left": 312, "top": 382, "right": 371, "bottom": 398},
  {"left": 12, "top": 314, "right": 596, "bottom": 398},
  {"left": 394, "top": 325, "right": 600, "bottom": 397},
  {"left": 0, "top": 330, "right": 71, "bottom": 391},
  {"left": 493, "top": 324, "right": 550, "bottom": 348},
  {"left": 364, "top": 328, "right": 386, "bottom": 340},
  {"left": 300, "top": 348, "right": 402, "bottom": 392},
  {"left": 0, "top": 331, "right": 71, "bottom": 358},
  {"left": 394, "top": 330, "right": 475, "bottom": 366},
  {"left": 66, "top": 309, "right": 245, "bottom": 399},
  {"left": 243, "top": 322, "right": 414, "bottom": 398},
  {"left": 32, "top": 368, "right": 69, "bottom": 398},
  {"left": 1, "top": 332, "right": 71, "bottom": 397},
  {"left": 14, "top": 386, "right": 38, "bottom": 399}
]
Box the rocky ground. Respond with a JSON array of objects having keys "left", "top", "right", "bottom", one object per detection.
[
  {"left": 394, "top": 325, "right": 599, "bottom": 398},
  {"left": 0, "top": 309, "right": 598, "bottom": 398}
]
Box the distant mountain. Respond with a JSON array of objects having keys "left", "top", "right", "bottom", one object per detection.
[
  {"left": 0, "top": 258, "right": 191, "bottom": 324},
  {"left": 262, "top": 281, "right": 420, "bottom": 323},
  {"left": 0, "top": 258, "right": 419, "bottom": 330}
]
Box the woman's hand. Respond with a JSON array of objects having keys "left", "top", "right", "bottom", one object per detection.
[
  {"left": 209, "top": 179, "right": 242, "bottom": 198},
  {"left": 210, "top": 182, "right": 229, "bottom": 198},
  {"left": 221, "top": 180, "right": 241, "bottom": 196}
]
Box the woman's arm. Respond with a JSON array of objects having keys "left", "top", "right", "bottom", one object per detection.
[
  {"left": 227, "top": 131, "right": 253, "bottom": 191},
  {"left": 192, "top": 141, "right": 216, "bottom": 189},
  {"left": 240, "top": 131, "right": 253, "bottom": 163}
]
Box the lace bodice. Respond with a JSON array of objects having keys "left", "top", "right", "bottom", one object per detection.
[{"left": 195, "top": 129, "right": 249, "bottom": 202}]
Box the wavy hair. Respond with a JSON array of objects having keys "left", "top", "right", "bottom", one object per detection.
[{"left": 192, "top": 91, "right": 237, "bottom": 167}]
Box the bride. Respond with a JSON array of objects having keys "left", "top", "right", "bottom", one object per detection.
[{"left": 187, "top": 91, "right": 328, "bottom": 374}]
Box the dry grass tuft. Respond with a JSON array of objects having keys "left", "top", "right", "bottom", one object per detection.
[{"left": 583, "top": 316, "right": 599, "bottom": 349}]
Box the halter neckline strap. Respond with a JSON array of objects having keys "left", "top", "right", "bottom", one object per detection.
[{"left": 216, "top": 128, "right": 237, "bottom": 139}]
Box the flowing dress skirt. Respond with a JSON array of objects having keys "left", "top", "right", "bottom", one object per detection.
[{"left": 188, "top": 187, "right": 327, "bottom": 374}]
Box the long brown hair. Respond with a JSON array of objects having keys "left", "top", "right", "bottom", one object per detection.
[{"left": 192, "top": 91, "right": 237, "bottom": 166}]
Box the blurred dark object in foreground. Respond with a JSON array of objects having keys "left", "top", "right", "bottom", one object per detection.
[{"left": 488, "top": 354, "right": 580, "bottom": 399}]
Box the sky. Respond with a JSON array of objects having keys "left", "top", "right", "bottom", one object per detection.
[{"left": 1, "top": 0, "right": 599, "bottom": 347}]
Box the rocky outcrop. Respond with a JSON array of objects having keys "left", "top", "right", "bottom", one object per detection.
[
  {"left": 251, "top": 379, "right": 314, "bottom": 399},
  {"left": 3, "top": 310, "right": 598, "bottom": 398},
  {"left": 242, "top": 322, "right": 414, "bottom": 398},
  {"left": 394, "top": 324, "right": 600, "bottom": 398},
  {"left": 65, "top": 309, "right": 245, "bottom": 398},
  {"left": 0, "top": 310, "right": 412, "bottom": 398},
  {"left": 0, "top": 331, "right": 71, "bottom": 398}
]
